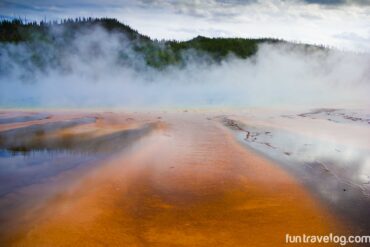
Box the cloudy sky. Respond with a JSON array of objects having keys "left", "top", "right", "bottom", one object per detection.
[{"left": 1, "top": 0, "right": 370, "bottom": 51}]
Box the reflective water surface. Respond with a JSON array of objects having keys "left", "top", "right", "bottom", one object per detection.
[
  {"left": 0, "top": 112, "right": 158, "bottom": 244},
  {"left": 223, "top": 110, "right": 370, "bottom": 234}
]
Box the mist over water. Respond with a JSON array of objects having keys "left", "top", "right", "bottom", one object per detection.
[
  {"left": 1, "top": 26, "right": 369, "bottom": 108},
  {"left": 1, "top": 21, "right": 370, "bottom": 244}
]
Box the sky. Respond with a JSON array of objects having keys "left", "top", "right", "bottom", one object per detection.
[{"left": 1, "top": 0, "right": 370, "bottom": 51}]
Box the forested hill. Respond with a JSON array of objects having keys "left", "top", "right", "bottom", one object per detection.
[{"left": 0, "top": 18, "right": 321, "bottom": 68}]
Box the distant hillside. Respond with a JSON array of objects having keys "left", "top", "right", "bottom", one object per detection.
[{"left": 0, "top": 18, "right": 324, "bottom": 68}]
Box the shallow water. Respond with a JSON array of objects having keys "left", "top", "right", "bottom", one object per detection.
[
  {"left": 0, "top": 149, "right": 100, "bottom": 197},
  {"left": 224, "top": 114, "right": 370, "bottom": 234},
  {"left": 0, "top": 113, "right": 160, "bottom": 245},
  {"left": 0, "top": 113, "right": 51, "bottom": 124},
  {"left": 0, "top": 120, "right": 156, "bottom": 192},
  {"left": 0, "top": 112, "right": 341, "bottom": 246}
]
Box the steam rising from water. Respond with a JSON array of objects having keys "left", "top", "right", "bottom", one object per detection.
[{"left": 0, "top": 26, "right": 369, "bottom": 108}]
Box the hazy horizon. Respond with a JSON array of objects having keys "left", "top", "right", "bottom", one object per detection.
[{"left": 1, "top": 0, "right": 370, "bottom": 52}]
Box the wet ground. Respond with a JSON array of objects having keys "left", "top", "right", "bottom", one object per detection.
[
  {"left": 0, "top": 110, "right": 356, "bottom": 246},
  {"left": 222, "top": 108, "right": 370, "bottom": 235}
]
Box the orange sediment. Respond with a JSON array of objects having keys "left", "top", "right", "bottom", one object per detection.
[{"left": 1, "top": 112, "right": 343, "bottom": 246}]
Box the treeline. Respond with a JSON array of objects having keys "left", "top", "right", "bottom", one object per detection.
[
  {"left": 0, "top": 18, "right": 323, "bottom": 68},
  {"left": 0, "top": 18, "right": 149, "bottom": 43}
]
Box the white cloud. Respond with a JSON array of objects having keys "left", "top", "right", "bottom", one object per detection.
[{"left": 1, "top": 0, "right": 370, "bottom": 51}]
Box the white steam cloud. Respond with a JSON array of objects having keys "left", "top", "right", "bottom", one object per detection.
[{"left": 0, "top": 26, "right": 369, "bottom": 109}]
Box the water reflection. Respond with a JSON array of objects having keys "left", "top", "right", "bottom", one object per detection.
[
  {"left": 0, "top": 113, "right": 51, "bottom": 124},
  {"left": 0, "top": 117, "right": 153, "bottom": 153},
  {"left": 0, "top": 117, "right": 155, "bottom": 196},
  {"left": 224, "top": 117, "right": 370, "bottom": 233},
  {"left": 0, "top": 149, "right": 99, "bottom": 197}
]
